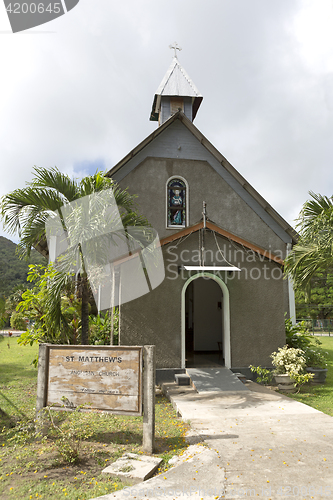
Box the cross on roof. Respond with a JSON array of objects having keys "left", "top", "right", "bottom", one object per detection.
[{"left": 169, "top": 42, "right": 182, "bottom": 58}]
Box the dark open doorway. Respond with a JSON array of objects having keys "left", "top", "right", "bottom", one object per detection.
[{"left": 185, "top": 277, "right": 224, "bottom": 367}]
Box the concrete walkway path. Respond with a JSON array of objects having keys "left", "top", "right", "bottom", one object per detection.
[{"left": 91, "top": 381, "right": 333, "bottom": 500}]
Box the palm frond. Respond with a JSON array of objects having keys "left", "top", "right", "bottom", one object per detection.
[
  {"left": 297, "top": 191, "right": 333, "bottom": 239},
  {"left": 79, "top": 171, "right": 113, "bottom": 198},
  {"left": 1, "top": 187, "right": 64, "bottom": 233},
  {"left": 121, "top": 210, "right": 150, "bottom": 228},
  {"left": 113, "top": 184, "right": 136, "bottom": 213},
  {"left": 285, "top": 241, "right": 333, "bottom": 288},
  {"left": 28, "top": 166, "right": 78, "bottom": 203}
]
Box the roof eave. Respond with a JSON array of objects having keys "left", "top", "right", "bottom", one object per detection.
[{"left": 107, "top": 112, "right": 182, "bottom": 178}]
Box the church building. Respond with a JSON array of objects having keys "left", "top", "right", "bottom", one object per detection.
[{"left": 107, "top": 52, "right": 298, "bottom": 382}]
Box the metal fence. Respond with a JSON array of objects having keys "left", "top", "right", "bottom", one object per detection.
[{"left": 297, "top": 319, "right": 333, "bottom": 336}]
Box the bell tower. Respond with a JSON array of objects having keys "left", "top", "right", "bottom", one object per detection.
[{"left": 150, "top": 44, "right": 203, "bottom": 125}]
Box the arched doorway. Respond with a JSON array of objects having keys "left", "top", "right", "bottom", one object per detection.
[{"left": 181, "top": 272, "right": 231, "bottom": 369}]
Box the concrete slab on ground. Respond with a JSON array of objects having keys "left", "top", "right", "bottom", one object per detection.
[
  {"left": 102, "top": 453, "right": 162, "bottom": 484},
  {"left": 94, "top": 447, "right": 224, "bottom": 500}
]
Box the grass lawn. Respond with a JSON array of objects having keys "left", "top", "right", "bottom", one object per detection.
[
  {"left": 0, "top": 337, "right": 190, "bottom": 500},
  {"left": 286, "top": 336, "right": 333, "bottom": 416}
]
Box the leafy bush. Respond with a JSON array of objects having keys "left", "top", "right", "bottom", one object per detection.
[
  {"left": 17, "top": 264, "right": 83, "bottom": 346},
  {"left": 304, "top": 347, "right": 328, "bottom": 369},
  {"left": 285, "top": 317, "right": 328, "bottom": 368},
  {"left": 249, "top": 365, "right": 273, "bottom": 385},
  {"left": 271, "top": 345, "right": 307, "bottom": 376},
  {"left": 285, "top": 317, "right": 317, "bottom": 350},
  {"left": 271, "top": 345, "right": 313, "bottom": 388},
  {"left": 17, "top": 265, "right": 119, "bottom": 348},
  {"left": 89, "top": 309, "right": 119, "bottom": 345},
  {"left": 10, "top": 311, "right": 27, "bottom": 331}
]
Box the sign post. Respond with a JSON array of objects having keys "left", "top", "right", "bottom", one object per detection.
[{"left": 143, "top": 345, "right": 155, "bottom": 453}]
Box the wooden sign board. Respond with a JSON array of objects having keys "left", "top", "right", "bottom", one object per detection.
[{"left": 45, "top": 345, "right": 142, "bottom": 416}]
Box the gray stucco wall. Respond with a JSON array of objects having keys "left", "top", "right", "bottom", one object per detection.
[
  {"left": 118, "top": 156, "right": 287, "bottom": 258},
  {"left": 112, "top": 119, "right": 293, "bottom": 246},
  {"left": 119, "top": 234, "right": 286, "bottom": 369},
  {"left": 227, "top": 257, "right": 286, "bottom": 367},
  {"left": 119, "top": 252, "right": 183, "bottom": 369}
]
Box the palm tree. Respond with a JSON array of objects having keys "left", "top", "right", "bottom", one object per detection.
[
  {"left": 0, "top": 166, "right": 148, "bottom": 344},
  {"left": 284, "top": 192, "right": 333, "bottom": 289}
]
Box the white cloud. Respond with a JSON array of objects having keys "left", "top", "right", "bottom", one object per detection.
[
  {"left": 291, "top": 0, "right": 333, "bottom": 73},
  {"left": 1, "top": 0, "right": 333, "bottom": 243}
]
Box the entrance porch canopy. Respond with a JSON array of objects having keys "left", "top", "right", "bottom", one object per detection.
[{"left": 159, "top": 220, "right": 284, "bottom": 266}]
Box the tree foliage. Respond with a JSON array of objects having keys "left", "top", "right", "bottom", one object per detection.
[
  {"left": 17, "top": 264, "right": 118, "bottom": 355},
  {"left": 0, "top": 296, "right": 7, "bottom": 329},
  {"left": 1, "top": 167, "right": 149, "bottom": 344},
  {"left": 285, "top": 192, "right": 333, "bottom": 289},
  {"left": 285, "top": 317, "right": 328, "bottom": 369},
  {"left": 0, "top": 236, "right": 46, "bottom": 299},
  {"left": 89, "top": 310, "right": 119, "bottom": 346},
  {"left": 17, "top": 264, "right": 78, "bottom": 346},
  {"left": 295, "top": 271, "right": 333, "bottom": 319},
  {"left": 10, "top": 311, "right": 27, "bottom": 331}
]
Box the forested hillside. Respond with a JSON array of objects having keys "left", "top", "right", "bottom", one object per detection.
[{"left": 0, "top": 236, "right": 47, "bottom": 298}]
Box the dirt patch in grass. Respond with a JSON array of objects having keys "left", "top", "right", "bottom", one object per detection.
[
  {"left": 1, "top": 398, "right": 189, "bottom": 500},
  {"left": 1, "top": 440, "right": 126, "bottom": 499}
]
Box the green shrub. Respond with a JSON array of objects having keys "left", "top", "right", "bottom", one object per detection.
[
  {"left": 89, "top": 309, "right": 119, "bottom": 345},
  {"left": 10, "top": 311, "right": 27, "bottom": 331},
  {"left": 285, "top": 317, "right": 328, "bottom": 368},
  {"left": 285, "top": 317, "right": 316, "bottom": 350},
  {"left": 249, "top": 365, "right": 273, "bottom": 385},
  {"left": 304, "top": 347, "right": 328, "bottom": 369}
]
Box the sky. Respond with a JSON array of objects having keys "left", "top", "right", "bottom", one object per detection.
[{"left": 1, "top": 0, "right": 333, "bottom": 242}]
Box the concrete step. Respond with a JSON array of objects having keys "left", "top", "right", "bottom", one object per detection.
[
  {"left": 174, "top": 373, "right": 191, "bottom": 386},
  {"left": 186, "top": 367, "right": 249, "bottom": 392}
]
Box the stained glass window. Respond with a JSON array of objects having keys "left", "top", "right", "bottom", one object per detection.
[{"left": 167, "top": 178, "right": 186, "bottom": 227}]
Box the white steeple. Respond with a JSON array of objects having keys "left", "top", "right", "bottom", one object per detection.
[{"left": 150, "top": 49, "right": 203, "bottom": 124}]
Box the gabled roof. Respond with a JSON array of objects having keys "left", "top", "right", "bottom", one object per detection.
[
  {"left": 159, "top": 220, "right": 284, "bottom": 265},
  {"left": 150, "top": 57, "right": 203, "bottom": 121},
  {"left": 107, "top": 111, "right": 298, "bottom": 244}
]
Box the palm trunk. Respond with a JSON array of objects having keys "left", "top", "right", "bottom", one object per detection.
[{"left": 81, "top": 274, "right": 89, "bottom": 345}]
